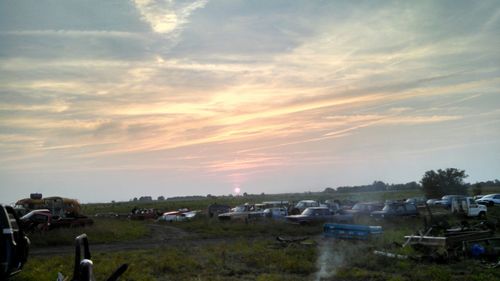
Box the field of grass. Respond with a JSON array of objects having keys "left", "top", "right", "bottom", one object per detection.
[
  {"left": 28, "top": 218, "right": 149, "bottom": 247},
  {"left": 14, "top": 239, "right": 317, "bottom": 281},
  {"left": 12, "top": 187, "right": 500, "bottom": 280}
]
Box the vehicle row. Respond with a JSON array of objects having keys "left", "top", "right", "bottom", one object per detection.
[
  {"left": 426, "top": 194, "right": 500, "bottom": 208},
  {"left": 215, "top": 195, "right": 493, "bottom": 225}
]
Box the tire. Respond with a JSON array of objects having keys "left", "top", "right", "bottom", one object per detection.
[
  {"left": 478, "top": 212, "right": 486, "bottom": 219},
  {"left": 488, "top": 201, "right": 494, "bottom": 207}
]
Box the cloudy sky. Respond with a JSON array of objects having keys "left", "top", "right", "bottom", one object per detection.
[{"left": 1, "top": 0, "right": 499, "bottom": 203}]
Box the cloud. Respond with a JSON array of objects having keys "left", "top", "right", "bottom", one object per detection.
[
  {"left": 0, "top": 30, "right": 142, "bottom": 38},
  {"left": 133, "top": 0, "right": 208, "bottom": 34}
]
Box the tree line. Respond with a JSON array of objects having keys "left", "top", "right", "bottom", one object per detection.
[{"left": 324, "top": 168, "right": 499, "bottom": 199}]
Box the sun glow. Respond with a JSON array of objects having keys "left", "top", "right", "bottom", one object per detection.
[{"left": 233, "top": 186, "right": 241, "bottom": 194}]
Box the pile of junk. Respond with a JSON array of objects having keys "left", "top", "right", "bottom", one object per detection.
[{"left": 374, "top": 205, "right": 500, "bottom": 268}]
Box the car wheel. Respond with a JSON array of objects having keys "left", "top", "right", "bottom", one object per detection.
[
  {"left": 478, "top": 212, "right": 486, "bottom": 219},
  {"left": 488, "top": 201, "right": 494, "bottom": 207}
]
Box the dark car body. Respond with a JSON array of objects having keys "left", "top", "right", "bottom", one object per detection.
[
  {"left": 20, "top": 209, "right": 93, "bottom": 232},
  {"left": 0, "top": 204, "right": 30, "bottom": 279},
  {"left": 370, "top": 202, "right": 419, "bottom": 219},
  {"left": 286, "top": 207, "right": 334, "bottom": 225},
  {"left": 344, "top": 202, "right": 384, "bottom": 216},
  {"left": 208, "top": 203, "right": 231, "bottom": 218},
  {"left": 405, "top": 197, "right": 427, "bottom": 206}
]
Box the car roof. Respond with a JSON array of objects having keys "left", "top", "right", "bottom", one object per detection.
[
  {"left": 354, "top": 201, "right": 382, "bottom": 205},
  {"left": 483, "top": 194, "right": 500, "bottom": 197}
]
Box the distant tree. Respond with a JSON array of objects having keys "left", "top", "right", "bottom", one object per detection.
[
  {"left": 157, "top": 196, "right": 165, "bottom": 201},
  {"left": 421, "top": 168, "right": 468, "bottom": 198},
  {"left": 243, "top": 192, "right": 248, "bottom": 196},
  {"left": 324, "top": 187, "right": 335, "bottom": 193},
  {"left": 133, "top": 197, "right": 138, "bottom": 202},
  {"left": 472, "top": 183, "right": 483, "bottom": 196},
  {"left": 372, "top": 181, "right": 386, "bottom": 191}
]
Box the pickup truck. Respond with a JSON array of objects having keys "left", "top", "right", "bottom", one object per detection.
[{"left": 451, "top": 197, "right": 487, "bottom": 218}]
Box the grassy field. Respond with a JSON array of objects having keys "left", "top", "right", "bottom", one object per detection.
[
  {"left": 15, "top": 238, "right": 317, "bottom": 281},
  {"left": 28, "top": 218, "right": 149, "bottom": 247},
  {"left": 12, "top": 186, "right": 500, "bottom": 280}
]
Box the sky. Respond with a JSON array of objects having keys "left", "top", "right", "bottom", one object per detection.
[{"left": 1, "top": 0, "right": 499, "bottom": 204}]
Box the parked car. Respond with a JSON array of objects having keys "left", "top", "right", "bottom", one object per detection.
[
  {"left": 157, "top": 209, "right": 198, "bottom": 222},
  {"left": 370, "top": 202, "right": 419, "bottom": 219},
  {"left": 218, "top": 203, "right": 265, "bottom": 221},
  {"left": 208, "top": 203, "right": 231, "bottom": 218},
  {"left": 20, "top": 209, "right": 93, "bottom": 232},
  {"left": 129, "top": 208, "right": 160, "bottom": 220},
  {"left": 286, "top": 207, "right": 334, "bottom": 225},
  {"left": 323, "top": 199, "right": 341, "bottom": 213},
  {"left": 476, "top": 194, "right": 500, "bottom": 206},
  {"left": 262, "top": 201, "right": 289, "bottom": 208},
  {"left": 405, "top": 197, "right": 427, "bottom": 206},
  {"left": 290, "top": 200, "right": 321, "bottom": 214},
  {"left": 434, "top": 195, "right": 466, "bottom": 209},
  {"left": 263, "top": 207, "right": 288, "bottom": 220},
  {"left": 426, "top": 198, "right": 439, "bottom": 205},
  {"left": 344, "top": 202, "right": 384, "bottom": 216},
  {"left": 473, "top": 195, "right": 485, "bottom": 201}
]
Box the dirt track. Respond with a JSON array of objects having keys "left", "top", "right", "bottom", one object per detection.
[{"left": 29, "top": 224, "right": 222, "bottom": 256}]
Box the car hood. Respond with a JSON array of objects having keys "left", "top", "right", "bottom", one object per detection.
[{"left": 286, "top": 215, "right": 308, "bottom": 219}]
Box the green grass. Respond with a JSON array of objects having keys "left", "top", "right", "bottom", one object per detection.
[
  {"left": 14, "top": 239, "right": 317, "bottom": 281},
  {"left": 28, "top": 218, "right": 149, "bottom": 246}
]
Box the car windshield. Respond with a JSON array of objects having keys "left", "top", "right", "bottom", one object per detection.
[
  {"left": 233, "top": 206, "right": 246, "bottom": 212},
  {"left": 382, "top": 205, "right": 396, "bottom": 211},
  {"left": 301, "top": 208, "right": 314, "bottom": 216},
  {"left": 295, "top": 202, "right": 305, "bottom": 208},
  {"left": 352, "top": 204, "right": 364, "bottom": 210}
]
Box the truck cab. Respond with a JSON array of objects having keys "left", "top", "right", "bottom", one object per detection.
[{"left": 451, "top": 197, "right": 487, "bottom": 218}]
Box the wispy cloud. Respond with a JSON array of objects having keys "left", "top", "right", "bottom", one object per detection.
[
  {"left": 133, "top": 0, "right": 208, "bottom": 34},
  {"left": 0, "top": 30, "right": 142, "bottom": 38}
]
